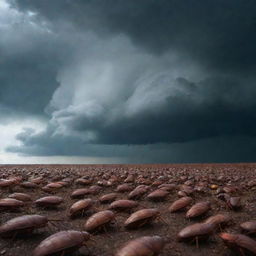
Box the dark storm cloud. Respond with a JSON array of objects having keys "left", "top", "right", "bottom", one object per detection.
[
  {"left": 14, "top": 0, "right": 256, "bottom": 71},
  {"left": 2, "top": 0, "right": 256, "bottom": 161}
]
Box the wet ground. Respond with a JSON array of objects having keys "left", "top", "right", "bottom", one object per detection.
[{"left": 0, "top": 163, "right": 256, "bottom": 255}]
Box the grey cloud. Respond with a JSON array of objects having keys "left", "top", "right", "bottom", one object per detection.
[{"left": 13, "top": 0, "right": 256, "bottom": 72}]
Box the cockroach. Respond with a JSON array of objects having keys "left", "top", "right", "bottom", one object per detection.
[
  {"left": 186, "top": 201, "right": 211, "bottom": 219},
  {"left": 35, "top": 196, "right": 63, "bottom": 208},
  {"left": 84, "top": 210, "right": 115, "bottom": 232},
  {"left": 20, "top": 181, "right": 38, "bottom": 189},
  {"left": 219, "top": 232, "right": 256, "bottom": 255},
  {"left": 8, "top": 192, "right": 32, "bottom": 202},
  {"left": 179, "top": 184, "right": 194, "bottom": 195},
  {"left": 124, "top": 174, "right": 134, "bottom": 183},
  {"left": 89, "top": 185, "right": 101, "bottom": 194},
  {"left": 226, "top": 196, "right": 241, "bottom": 210},
  {"left": 0, "top": 178, "right": 20, "bottom": 188},
  {"left": 168, "top": 197, "right": 193, "bottom": 213},
  {"left": 223, "top": 185, "right": 239, "bottom": 194},
  {"left": 128, "top": 186, "right": 149, "bottom": 200},
  {"left": 69, "top": 199, "right": 94, "bottom": 218},
  {"left": 240, "top": 221, "right": 256, "bottom": 234},
  {"left": 30, "top": 177, "right": 44, "bottom": 184},
  {"left": 33, "top": 230, "right": 90, "bottom": 256},
  {"left": 116, "top": 184, "right": 133, "bottom": 192},
  {"left": 75, "top": 178, "right": 92, "bottom": 186},
  {"left": 204, "top": 214, "right": 231, "bottom": 229},
  {"left": 42, "top": 182, "right": 63, "bottom": 192},
  {"left": 0, "top": 215, "right": 48, "bottom": 237},
  {"left": 147, "top": 189, "right": 169, "bottom": 201},
  {"left": 0, "top": 198, "right": 24, "bottom": 211},
  {"left": 177, "top": 223, "right": 215, "bottom": 247},
  {"left": 99, "top": 193, "right": 118, "bottom": 204},
  {"left": 124, "top": 208, "right": 161, "bottom": 229},
  {"left": 109, "top": 200, "right": 138, "bottom": 212},
  {"left": 71, "top": 188, "right": 92, "bottom": 199},
  {"left": 158, "top": 183, "right": 176, "bottom": 191},
  {"left": 116, "top": 235, "right": 165, "bottom": 256}
]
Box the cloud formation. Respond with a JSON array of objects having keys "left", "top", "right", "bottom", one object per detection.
[{"left": 1, "top": 0, "right": 256, "bottom": 162}]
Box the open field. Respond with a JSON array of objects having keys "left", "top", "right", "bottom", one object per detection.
[{"left": 1, "top": 163, "right": 256, "bottom": 255}]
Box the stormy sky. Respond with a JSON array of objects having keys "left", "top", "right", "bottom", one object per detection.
[{"left": 1, "top": 0, "right": 256, "bottom": 164}]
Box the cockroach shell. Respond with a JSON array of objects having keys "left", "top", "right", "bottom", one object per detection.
[
  {"left": 84, "top": 210, "right": 115, "bottom": 232},
  {"left": 124, "top": 208, "right": 160, "bottom": 229},
  {"left": 177, "top": 223, "right": 215, "bottom": 241},
  {"left": 89, "top": 185, "right": 101, "bottom": 194},
  {"left": 158, "top": 183, "right": 176, "bottom": 191},
  {"left": 240, "top": 221, "right": 256, "bottom": 233},
  {"left": 8, "top": 193, "right": 32, "bottom": 202},
  {"left": 228, "top": 197, "right": 241, "bottom": 209},
  {"left": 35, "top": 196, "right": 63, "bottom": 207},
  {"left": 116, "top": 236, "right": 165, "bottom": 256},
  {"left": 71, "top": 188, "right": 91, "bottom": 198},
  {"left": 186, "top": 202, "right": 211, "bottom": 218},
  {"left": 75, "top": 178, "right": 92, "bottom": 186},
  {"left": 69, "top": 199, "right": 93, "bottom": 217},
  {"left": 109, "top": 200, "right": 138, "bottom": 211},
  {"left": 219, "top": 233, "right": 256, "bottom": 254},
  {"left": 128, "top": 187, "right": 148, "bottom": 200},
  {"left": 168, "top": 197, "right": 193, "bottom": 213},
  {"left": 147, "top": 189, "right": 169, "bottom": 201},
  {"left": 0, "top": 215, "right": 48, "bottom": 237},
  {"left": 33, "top": 230, "right": 90, "bottom": 256},
  {"left": 0, "top": 198, "right": 24, "bottom": 208},
  {"left": 116, "top": 184, "right": 133, "bottom": 192},
  {"left": 99, "top": 193, "right": 118, "bottom": 204},
  {"left": 204, "top": 214, "right": 231, "bottom": 227},
  {"left": 20, "top": 182, "right": 38, "bottom": 189}
]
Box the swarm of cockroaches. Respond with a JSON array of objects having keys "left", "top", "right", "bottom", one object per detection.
[{"left": 1, "top": 164, "right": 256, "bottom": 255}]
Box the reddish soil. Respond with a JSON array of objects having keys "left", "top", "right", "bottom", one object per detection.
[{"left": 1, "top": 163, "right": 256, "bottom": 255}]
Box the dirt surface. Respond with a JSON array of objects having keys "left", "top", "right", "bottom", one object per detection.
[{"left": 1, "top": 163, "right": 256, "bottom": 255}]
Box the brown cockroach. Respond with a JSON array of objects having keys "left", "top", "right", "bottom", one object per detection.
[
  {"left": 219, "top": 232, "right": 256, "bottom": 255},
  {"left": 116, "top": 183, "right": 133, "bottom": 192},
  {"left": 0, "top": 215, "right": 48, "bottom": 237},
  {"left": 147, "top": 189, "right": 169, "bottom": 201},
  {"left": 128, "top": 186, "right": 149, "bottom": 200},
  {"left": 0, "top": 198, "right": 24, "bottom": 211},
  {"left": 33, "top": 230, "right": 90, "bottom": 256},
  {"left": 240, "top": 221, "right": 256, "bottom": 234},
  {"left": 124, "top": 174, "right": 134, "bottom": 183},
  {"left": 158, "top": 183, "right": 176, "bottom": 191},
  {"left": 35, "top": 196, "right": 63, "bottom": 208},
  {"left": 109, "top": 200, "right": 138, "bottom": 212},
  {"left": 124, "top": 208, "right": 161, "bottom": 229},
  {"left": 186, "top": 201, "right": 211, "bottom": 219},
  {"left": 84, "top": 210, "right": 115, "bottom": 232},
  {"left": 75, "top": 178, "right": 92, "bottom": 186},
  {"left": 69, "top": 199, "right": 94, "bottom": 218},
  {"left": 204, "top": 214, "right": 231, "bottom": 229},
  {"left": 71, "top": 188, "right": 92, "bottom": 199},
  {"left": 30, "top": 177, "right": 44, "bottom": 184},
  {"left": 179, "top": 184, "right": 194, "bottom": 195},
  {"left": 42, "top": 182, "right": 63, "bottom": 192},
  {"left": 177, "top": 223, "right": 215, "bottom": 247},
  {"left": 8, "top": 192, "right": 32, "bottom": 202},
  {"left": 99, "top": 193, "right": 118, "bottom": 204},
  {"left": 226, "top": 196, "right": 241, "bottom": 210},
  {"left": 89, "top": 185, "right": 101, "bottom": 194},
  {"left": 116, "top": 235, "right": 165, "bottom": 256},
  {"left": 20, "top": 181, "right": 39, "bottom": 189},
  {"left": 0, "top": 178, "right": 20, "bottom": 188},
  {"left": 168, "top": 196, "right": 193, "bottom": 213}
]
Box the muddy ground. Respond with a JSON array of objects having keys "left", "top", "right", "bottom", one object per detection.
[{"left": 1, "top": 163, "right": 256, "bottom": 256}]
